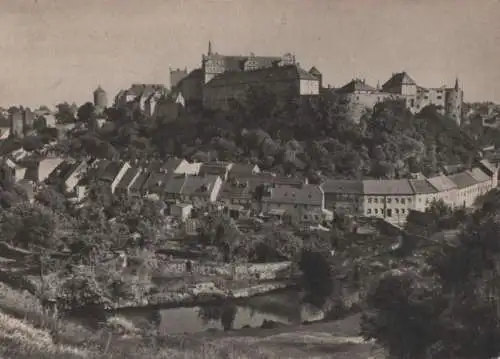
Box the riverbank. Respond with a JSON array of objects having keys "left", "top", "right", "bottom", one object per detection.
[
  {"left": 0, "top": 280, "right": 385, "bottom": 358},
  {"left": 114, "top": 280, "right": 294, "bottom": 310}
]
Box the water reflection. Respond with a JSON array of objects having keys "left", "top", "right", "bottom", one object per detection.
[
  {"left": 121, "top": 289, "right": 325, "bottom": 334},
  {"left": 197, "top": 302, "right": 238, "bottom": 331}
]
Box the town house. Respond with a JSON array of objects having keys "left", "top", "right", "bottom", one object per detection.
[
  {"left": 362, "top": 180, "right": 416, "bottom": 225},
  {"left": 426, "top": 174, "right": 458, "bottom": 208},
  {"left": 321, "top": 180, "right": 363, "bottom": 215},
  {"left": 260, "top": 184, "right": 328, "bottom": 224}
]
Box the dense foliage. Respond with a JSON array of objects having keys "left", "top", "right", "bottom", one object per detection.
[
  {"left": 51, "top": 91, "right": 486, "bottom": 181},
  {"left": 362, "top": 189, "right": 500, "bottom": 359}
]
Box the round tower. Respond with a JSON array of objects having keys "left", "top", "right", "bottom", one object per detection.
[{"left": 93, "top": 86, "right": 108, "bottom": 114}]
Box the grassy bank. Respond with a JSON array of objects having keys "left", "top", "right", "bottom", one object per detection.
[{"left": 0, "top": 282, "right": 385, "bottom": 358}]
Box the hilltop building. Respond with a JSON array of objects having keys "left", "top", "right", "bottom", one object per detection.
[
  {"left": 93, "top": 86, "right": 108, "bottom": 115},
  {"left": 9, "top": 107, "right": 35, "bottom": 138},
  {"left": 336, "top": 72, "right": 464, "bottom": 124},
  {"left": 171, "top": 41, "right": 322, "bottom": 110},
  {"left": 114, "top": 84, "right": 168, "bottom": 117}
]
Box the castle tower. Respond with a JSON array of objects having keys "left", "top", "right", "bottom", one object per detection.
[
  {"left": 9, "top": 107, "right": 24, "bottom": 138},
  {"left": 170, "top": 67, "right": 188, "bottom": 89},
  {"left": 445, "top": 77, "right": 464, "bottom": 126},
  {"left": 93, "top": 86, "right": 108, "bottom": 115},
  {"left": 202, "top": 40, "right": 225, "bottom": 84}
]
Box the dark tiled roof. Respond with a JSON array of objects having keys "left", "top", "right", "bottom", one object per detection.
[
  {"left": 211, "top": 54, "right": 282, "bottom": 72},
  {"left": 92, "top": 159, "right": 110, "bottom": 180},
  {"left": 409, "top": 179, "right": 437, "bottom": 194},
  {"left": 182, "top": 175, "right": 220, "bottom": 197},
  {"left": 448, "top": 171, "right": 478, "bottom": 189},
  {"left": 321, "top": 180, "right": 363, "bottom": 194},
  {"left": 469, "top": 168, "right": 491, "bottom": 183},
  {"left": 205, "top": 65, "right": 318, "bottom": 88},
  {"left": 382, "top": 72, "right": 417, "bottom": 92},
  {"left": 221, "top": 181, "right": 252, "bottom": 200},
  {"left": 164, "top": 175, "right": 187, "bottom": 194},
  {"left": 228, "top": 163, "right": 258, "bottom": 177},
  {"left": 143, "top": 171, "right": 170, "bottom": 193},
  {"left": 363, "top": 179, "right": 414, "bottom": 195},
  {"left": 309, "top": 66, "right": 321, "bottom": 76},
  {"left": 199, "top": 162, "right": 232, "bottom": 175},
  {"left": 263, "top": 184, "right": 323, "bottom": 206},
  {"left": 115, "top": 167, "right": 140, "bottom": 191},
  {"left": 129, "top": 171, "right": 150, "bottom": 192},
  {"left": 99, "top": 161, "right": 122, "bottom": 182},
  {"left": 336, "top": 79, "right": 377, "bottom": 94},
  {"left": 161, "top": 158, "right": 184, "bottom": 173}
]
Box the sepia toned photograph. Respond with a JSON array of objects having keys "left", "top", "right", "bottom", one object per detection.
[{"left": 1, "top": 0, "right": 500, "bottom": 358}]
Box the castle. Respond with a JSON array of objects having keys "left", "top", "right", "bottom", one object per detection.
[
  {"left": 170, "top": 41, "right": 322, "bottom": 110},
  {"left": 336, "top": 72, "right": 464, "bottom": 124}
]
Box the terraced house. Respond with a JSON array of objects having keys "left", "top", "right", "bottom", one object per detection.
[{"left": 322, "top": 160, "right": 498, "bottom": 225}]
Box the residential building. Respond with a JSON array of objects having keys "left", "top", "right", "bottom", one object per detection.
[
  {"left": 164, "top": 174, "right": 223, "bottom": 207},
  {"left": 426, "top": 174, "right": 457, "bottom": 208},
  {"left": 0, "top": 158, "right": 26, "bottom": 183},
  {"left": 260, "top": 184, "right": 329, "bottom": 224},
  {"left": 362, "top": 180, "right": 416, "bottom": 225},
  {"left": 322, "top": 162, "right": 497, "bottom": 225},
  {"left": 115, "top": 166, "right": 142, "bottom": 196},
  {"left": 409, "top": 178, "right": 438, "bottom": 212},
  {"left": 199, "top": 161, "right": 233, "bottom": 180},
  {"left": 170, "top": 203, "right": 193, "bottom": 222},
  {"left": 228, "top": 163, "right": 260, "bottom": 178},
  {"left": 24, "top": 157, "right": 64, "bottom": 185},
  {"left": 321, "top": 180, "right": 363, "bottom": 215}
]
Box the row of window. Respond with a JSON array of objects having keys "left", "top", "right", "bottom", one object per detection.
[
  {"left": 367, "top": 197, "right": 412, "bottom": 204},
  {"left": 367, "top": 208, "right": 406, "bottom": 216}
]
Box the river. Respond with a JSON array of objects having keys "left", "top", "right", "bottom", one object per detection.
[{"left": 117, "top": 289, "right": 325, "bottom": 334}]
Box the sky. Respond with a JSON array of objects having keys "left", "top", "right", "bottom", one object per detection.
[{"left": 1, "top": 0, "right": 500, "bottom": 108}]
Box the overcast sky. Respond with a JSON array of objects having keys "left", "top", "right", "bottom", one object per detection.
[{"left": 1, "top": 0, "right": 500, "bottom": 108}]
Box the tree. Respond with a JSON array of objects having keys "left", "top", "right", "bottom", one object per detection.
[
  {"left": 0, "top": 202, "right": 59, "bottom": 249},
  {"left": 298, "top": 248, "right": 333, "bottom": 308},
  {"left": 55, "top": 102, "right": 76, "bottom": 124},
  {"left": 363, "top": 197, "right": 500, "bottom": 359}
]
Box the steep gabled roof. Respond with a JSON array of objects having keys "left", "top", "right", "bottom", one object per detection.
[
  {"left": 205, "top": 65, "right": 318, "bottom": 88},
  {"left": 381, "top": 72, "right": 417, "bottom": 92},
  {"left": 181, "top": 175, "right": 220, "bottom": 197},
  {"left": 309, "top": 66, "right": 321, "bottom": 76},
  {"left": 337, "top": 79, "right": 377, "bottom": 94}
]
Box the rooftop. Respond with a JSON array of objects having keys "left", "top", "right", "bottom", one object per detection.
[
  {"left": 321, "top": 180, "right": 363, "bottom": 194},
  {"left": 205, "top": 64, "right": 318, "bottom": 88},
  {"left": 263, "top": 184, "right": 323, "bottom": 206},
  {"left": 362, "top": 179, "right": 414, "bottom": 195}
]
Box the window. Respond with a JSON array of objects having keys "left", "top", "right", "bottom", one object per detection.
[
  {"left": 368, "top": 198, "right": 372, "bottom": 203},
  {"left": 380, "top": 208, "right": 385, "bottom": 215},
  {"left": 401, "top": 198, "right": 406, "bottom": 204},
  {"left": 367, "top": 209, "right": 372, "bottom": 214},
  {"left": 386, "top": 198, "right": 392, "bottom": 203},
  {"left": 375, "top": 209, "right": 379, "bottom": 214},
  {"left": 387, "top": 209, "right": 392, "bottom": 217},
  {"left": 437, "top": 96, "right": 442, "bottom": 100},
  {"left": 395, "top": 198, "right": 400, "bottom": 204},
  {"left": 395, "top": 209, "right": 399, "bottom": 214},
  {"left": 374, "top": 198, "right": 379, "bottom": 204},
  {"left": 410, "top": 99, "right": 415, "bottom": 107},
  {"left": 401, "top": 209, "right": 405, "bottom": 214}
]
